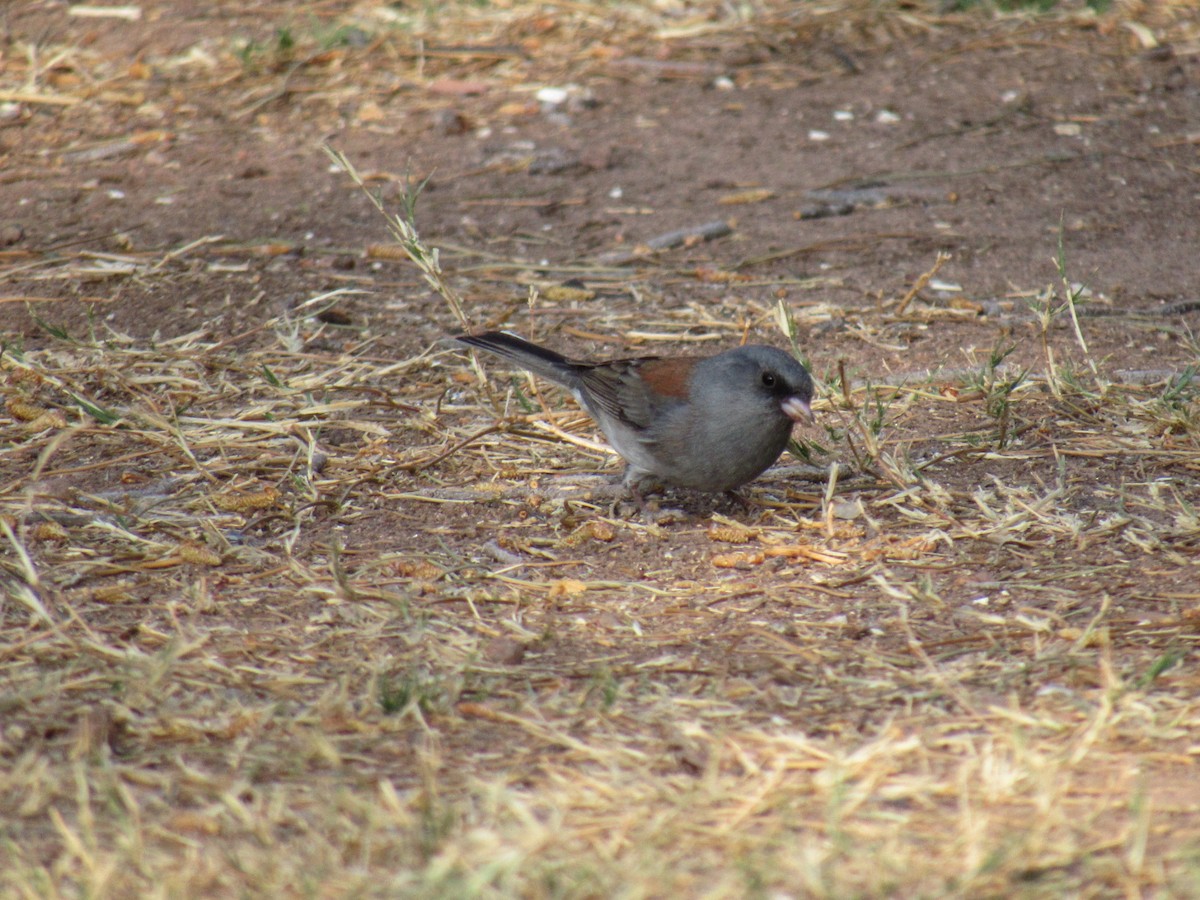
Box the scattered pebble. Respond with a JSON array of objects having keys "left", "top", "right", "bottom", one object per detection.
[
  {"left": 833, "top": 109, "right": 854, "bottom": 121},
  {"left": 0, "top": 223, "right": 24, "bottom": 246},
  {"left": 527, "top": 146, "right": 580, "bottom": 175},
  {"left": 536, "top": 86, "right": 569, "bottom": 106},
  {"left": 830, "top": 498, "right": 864, "bottom": 520},
  {"left": 483, "top": 637, "right": 526, "bottom": 665},
  {"left": 875, "top": 109, "right": 900, "bottom": 124},
  {"left": 534, "top": 84, "right": 596, "bottom": 115},
  {"left": 338, "top": 26, "right": 371, "bottom": 48},
  {"left": 356, "top": 100, "right": 385, "bottom": 123},
  {"left": 433, "top": 108, "right": 470, "bottom": 135},
  {"left": 808, "top": 130, "right": 830, "bottom": 141}
]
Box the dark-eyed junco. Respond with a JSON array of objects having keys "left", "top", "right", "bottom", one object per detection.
[{"left": 455, "top": 331, "right": 814, "bottom": 495}]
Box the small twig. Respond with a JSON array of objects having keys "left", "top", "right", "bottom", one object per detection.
[
  {"left": 893, "top": 251, "right": 951, "bottom": 316},
  {"left": 395, "top": 423, "right": 505, "bottom": 472},
  {"left": 596, "top": 220, "right": 732, "bottom": 266},
  {"left": 152, "top": 234, "right": 225, "bottom": 271}
]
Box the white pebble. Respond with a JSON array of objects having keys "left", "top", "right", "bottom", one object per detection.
[{"left": 536, "top": 86, "right": 569, "bottom": 106}]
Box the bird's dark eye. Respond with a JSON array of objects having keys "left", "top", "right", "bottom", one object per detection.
[{"left": 761, "top": 372, "right": 777, "bottom": 388}]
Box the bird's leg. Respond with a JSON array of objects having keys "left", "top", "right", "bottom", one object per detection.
[
  {"left": 724, "top": 489, "right": 754, "bottom": 511},
  {"left": 613, "top": 470, "right": 665, "bottom": 518}
]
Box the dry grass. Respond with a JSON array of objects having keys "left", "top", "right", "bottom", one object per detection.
[
  {"left": 4, "top": 1, "right": 1200, "bottom": 897},
  {"left": 4, "top": 240, "right": 1200, "bottom": 898}
]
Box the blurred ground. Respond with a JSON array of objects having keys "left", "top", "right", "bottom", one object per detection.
[{"left": 2, "top": 2, "right": 1200, "bottom": 896}]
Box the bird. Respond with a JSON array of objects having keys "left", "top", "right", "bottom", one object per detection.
[{"left": 454, "top": 330, "right": 814, "bottom": 497}]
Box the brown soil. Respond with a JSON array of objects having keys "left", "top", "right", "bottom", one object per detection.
[{"left": 2, "top": 2, "right": 1199, "bottom": 895}]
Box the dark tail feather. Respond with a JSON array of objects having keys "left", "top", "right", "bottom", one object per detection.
[{"left": 454, "top": 331, "right": 577, "bottom": 387}]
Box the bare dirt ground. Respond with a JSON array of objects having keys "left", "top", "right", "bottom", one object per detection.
[{"left": 2, "top": 1, "right": 1200, "bottom": 896}]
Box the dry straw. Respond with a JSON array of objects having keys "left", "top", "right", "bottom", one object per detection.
[{"left": 3, "top": 0, "right": 1200, "bottom": 896}]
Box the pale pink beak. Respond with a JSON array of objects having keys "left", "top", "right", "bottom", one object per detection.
[{"left": 782, "top": 396, "right": 814, "bottom": 424}]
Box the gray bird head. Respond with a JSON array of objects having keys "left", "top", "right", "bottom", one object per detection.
[{"left": 708, "top": 345, "right": 814, "bottom": 424}]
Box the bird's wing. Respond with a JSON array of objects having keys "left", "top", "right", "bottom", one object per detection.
[{"left": 580, "top": 357, "right": 696, "bottom": 432}]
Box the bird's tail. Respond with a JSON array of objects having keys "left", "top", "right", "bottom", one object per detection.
[{"left": 454, "top": 331, "right": 578, "bottom": 387}]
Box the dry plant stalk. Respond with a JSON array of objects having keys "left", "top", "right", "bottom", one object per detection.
[
  {"left": 323, "top": 145, "right": 468, "bottom": 329},
  {"left": 892, "top": 251, "right": 951, "bottom": 316}
]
